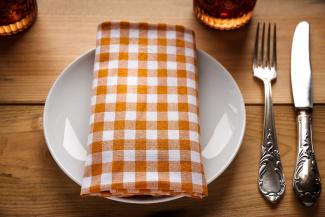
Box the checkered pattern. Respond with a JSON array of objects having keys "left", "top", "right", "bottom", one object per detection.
[{"left": 81, "top": 21, "right": 207, "bottom": 198}]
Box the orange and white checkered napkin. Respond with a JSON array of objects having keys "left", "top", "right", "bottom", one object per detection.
[{"left": 81, "top": 21, "right": 207, "bottom": 198}]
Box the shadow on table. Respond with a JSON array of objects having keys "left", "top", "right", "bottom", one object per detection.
[
  {"left": 0, "top": 28, "right": 33, "bottom": 67},
  {"left": 0, "top": 29, "right": 29, "bottom": 49},
  {"left": 193, "top": 16, "right": 254, "bottom": 69}
]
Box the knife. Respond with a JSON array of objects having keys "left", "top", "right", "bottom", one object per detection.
[{"left": 291, "top": 21, "right": 321, "bottom": 207}]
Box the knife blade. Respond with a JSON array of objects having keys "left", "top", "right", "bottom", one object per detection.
[
  {"left": 291, "top": 21, "right": 321, "bottom": 207},
  {"left": 291, "top": 21, "right": 312, "bottom": 109}
]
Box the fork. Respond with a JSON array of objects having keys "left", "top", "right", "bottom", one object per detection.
[{"left": 253, "top": 23, "right": 285, "bottom": 203}]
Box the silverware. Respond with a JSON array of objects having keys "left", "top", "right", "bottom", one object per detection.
[
  {"left": 291, "top": 21, "right": 321, "bottom": 207},
  {"left": 253, "top": 22, "right": 285, "bottom": 203}
]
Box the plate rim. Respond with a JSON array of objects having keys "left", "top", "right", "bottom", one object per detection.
[
  {"left": 198, "top": 50, "right": 246, "bottom": 184},
  {"left": 43, "top": 48, "right": 246, "bottom": 204}
]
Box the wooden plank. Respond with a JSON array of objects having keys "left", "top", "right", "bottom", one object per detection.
[
  {"left": 0, "top": 105, "right": 324, "bottom": 216},
  {"left": 0, "top": 0, "right": 325, "bottom": 104}
]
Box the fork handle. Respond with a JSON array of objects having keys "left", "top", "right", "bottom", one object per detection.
[
  {"left": 293, "top": 110, "right": 321, "bottom": 207},
  {"left": 258, "top": 80, "right": 285, "bottom": 203}
]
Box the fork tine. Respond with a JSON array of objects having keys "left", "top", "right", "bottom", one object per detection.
[
  {"left": 260, "top": 23, "right": 265, "bottom": 66},
  {"left": 267, "top": 23, "right": 271, "bottom": 67},
  {"left": 253, "top": 22, "right": 260, "bottom": 68},
  {"left": 272, "top": 24, "right": 277, "bottom": 68}
]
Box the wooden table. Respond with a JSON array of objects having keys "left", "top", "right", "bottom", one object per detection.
[{"left": 0, "top": 0, "right": 324, "bottom": 216}]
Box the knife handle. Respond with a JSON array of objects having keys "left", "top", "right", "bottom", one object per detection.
[{"left": 293, "top": 110, "right": 321, "bottom": 207}]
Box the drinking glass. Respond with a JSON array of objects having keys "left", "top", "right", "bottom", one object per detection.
[
  {"left": 193, "top": 0, "right": 257, "bottom": 30},
  {"left": 0, "top": 0, "right": 37, "bottom": 36}
]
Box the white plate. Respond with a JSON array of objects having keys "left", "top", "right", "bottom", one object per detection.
[{"left": 44, "top": 49, "right": 246, "bottom": 204}]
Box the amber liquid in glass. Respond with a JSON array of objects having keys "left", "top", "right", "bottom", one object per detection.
[
  {"left": 194, "top": 0, "right": 257, "bottom": 30},
  {"left": 0, "top": 0, "right": 37, "bottom": 36}
]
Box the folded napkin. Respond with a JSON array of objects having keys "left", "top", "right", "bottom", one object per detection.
[{"left": 81, "top": 21, "right": 207, "bottom": 198}]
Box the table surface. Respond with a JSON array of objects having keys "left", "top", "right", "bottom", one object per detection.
[{"left": 0, "top": 0, "right": 324, "bottom": 216}]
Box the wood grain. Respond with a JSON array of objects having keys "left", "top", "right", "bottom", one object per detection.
[
  {"left": 0, "top": 0, "right": 325, "bottom": 104},
  {"left": 1, "top": 0, "right": 325, "bottom": 216},
  {"left": 1, "top": 105, "right": 324, "bottom": 217}
]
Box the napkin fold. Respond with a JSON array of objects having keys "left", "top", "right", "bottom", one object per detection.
[{"left": 81, "top": 21, "right": 207, "bottom": 198}]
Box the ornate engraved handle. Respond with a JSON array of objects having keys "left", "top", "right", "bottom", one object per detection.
[
  {"left": 293, "top": 110, "right": 321, "bottom": 207},
  {"left": 258, "top": 81, "right": 285, "bottom": 203}
]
